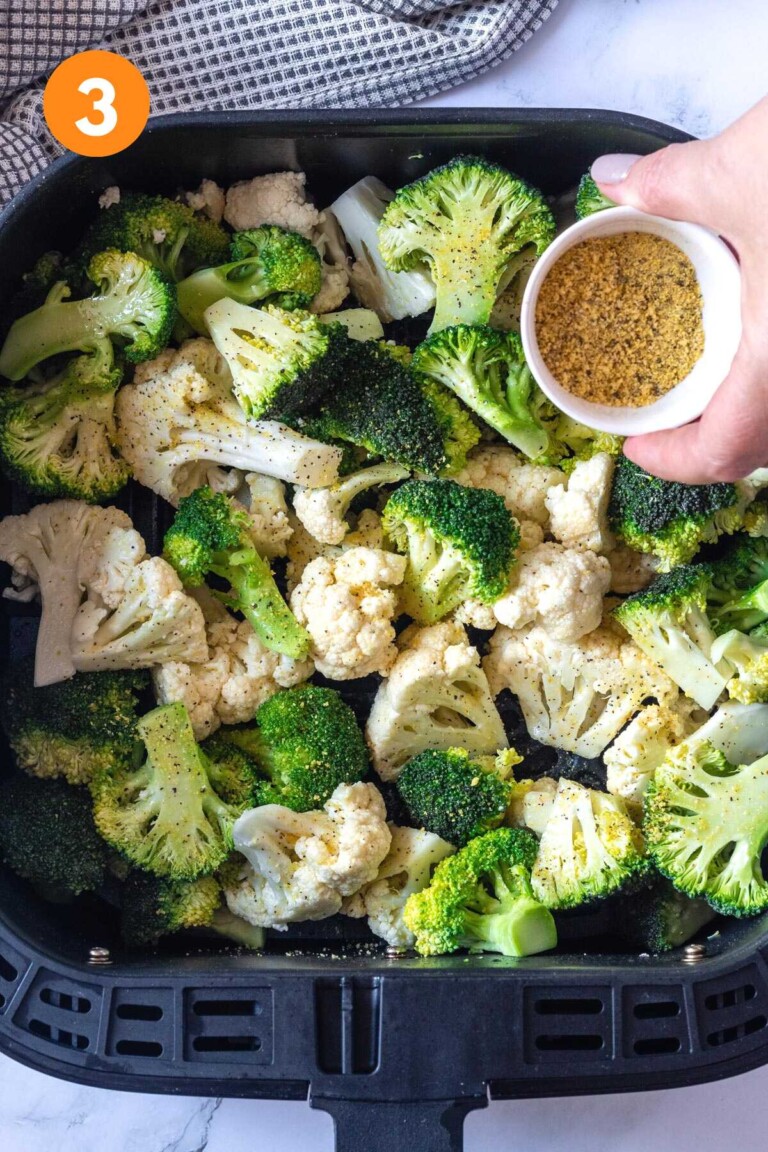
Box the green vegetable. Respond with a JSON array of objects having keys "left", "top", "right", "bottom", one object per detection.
[
  {"left": 574, "top": 173, "right": 616, "bottom": 219},
  {"left": 120, "top": 870, "right": 221, "bottom": 945},
  {"left": 706, "top": 536, "right": 768, "bottom": 635},
  {"left": 611, "top": 875, "right": 716, "bottom": 953}
]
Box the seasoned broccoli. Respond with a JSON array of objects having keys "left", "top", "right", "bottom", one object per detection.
[
  {"left": 710, "top": 629, "right": 768, "bottom": 705},
  {"left": 91, "top": 702, "right": 255, "bottom": 880},
  {"left": 177, "top": 226, "right": 322, "bottom": 333},
  {"left": 0, "top": 340, "right": 129, "bottom": 501},
  {"left": 412, "top": 325, "right": 550, "bottom": 460},
  {"left": 611, "top": 875, "right": 716, "bottom": 953},
  {"left": 645, "top": 740, "right": 768, "bottom": 917},
  {"left": 574, "top": 173, "right": 616, "bottom": 219},
  {"left": 0, "top": 776, "right": 108, "bottom": 897},
  {"left": 77, "top": 191, "right": 230, "bottom": 282},
  {"left": 379, "top": 156, "right": 555, "bottom": 332},
  {"left": 205, "top": 298, "right": 345, "bottom": 420},
  {"left": 0, "top": 251, "right": 176, "bottom": 380},
  {"left": 397, "top": 747, "right": 521, "bottom": 848},
  {"left": 608, "top": 456, "right": 745, "bottom": 571},
  {"left": 707, "top": 536, "right": 768, "bottom": 635},
  {"left": 537, "top": 408, "right": 624, "bottom": 472},
  {"left": 216, "top": 685, "right": 369, "bottom": 811},
  {"left": 163, "top": 485, "right": 310, "bottom": 659},
  {"left": 419, "top": 376, "right": 481, "bottom": 475},
  {"left": 120, "top": 870, "right": 221, "bottom": 945},
  {"left": 403, "top": 827, "right": 557, "bottom": 957},
  {"left": 2, "top": 658, "right": 148, "bottom": 785},
  {"left": 382, "top": 478, "right": 519, "bottom": 624},
  {"left": 531, "top": 778, "right": 649, "bottom": 909}
]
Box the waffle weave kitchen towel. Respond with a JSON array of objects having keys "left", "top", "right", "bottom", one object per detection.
[{"left": 0, "top": 0, "right": 558, "bottom": 205}]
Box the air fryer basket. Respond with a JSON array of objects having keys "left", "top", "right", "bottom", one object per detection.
[{"left": 1, "top": 111, "right": 767, "bottom": 1152}]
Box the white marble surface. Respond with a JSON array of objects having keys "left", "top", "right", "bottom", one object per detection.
[{"left": 2, "top": 2, "right": 768, "bottom": 1149}]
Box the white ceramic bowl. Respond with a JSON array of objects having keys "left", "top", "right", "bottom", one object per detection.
[{"left": 520, "top": 206, "right": 742, "bottom": 435}]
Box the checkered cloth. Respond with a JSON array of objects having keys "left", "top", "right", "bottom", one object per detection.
[{"left": 0, "top": 0, "right": 558, "bottom": 205}]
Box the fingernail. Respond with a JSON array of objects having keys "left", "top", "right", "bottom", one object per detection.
[{"left": 591, "top": 153, "right": 643, "bottom": 185}]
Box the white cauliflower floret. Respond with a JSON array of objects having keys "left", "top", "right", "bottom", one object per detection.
[
  {"left": 293, "top": 461, "right": 408, "bottom": 546},
  {"left": 366, "top": 621, "right": 508, "bottom": 781},
  {"left": 224, "top": 782, "right": 392, "bottom": 929},
  {"left": 224, "top": 171, "right": 321, "bottom": 237},
  {"left": 290, "top": 547, "right": 406, "bottom": 680},
  {"left": 239, "top": 473, "right": 293, "bottom": 559},
  {"left": 455, "top": 445, "right": 565, "bottom": 527},
  {"left": 285, "top": 509, "right": 389, "bottom": 594},
  {"left": 455, "top": 599, "right": 497, "bottom": 631},
  {"left": 545, "top": 452, "right": 616, "bottom": 553},
  {"left": 508, "top": 776, "right": 558, "bottom": 836},
  {"left": 518, "top": 520, "right": 545, "bottom": 551},
  {"left": 608, "top": 545, "right": 658, "bottom": 595},
  {"left": 116, "top": 338, "right": 341, "bottom": 505},
  {"left": 185, "top": 178, "right": 225, "bottom": 222},
  {"left": 98, "top": 185, "right": 120, "bottom": 209},
  {"left": 483, "top": 624, "right": 677, "bottom": 760},
  {"left": 309, "top": 210, "right": 350, "bottom": 314},
  {"left": 153, "top": 593, "right": 313, "bottom": 739},
  {"left": 604, "top": 702, "right": 700, "bottom": 807},
  {"left": 492, "top": 542, "right": 611, "bottom": 642},
  {"left": 343, "top": 825, "right": 455, "bottom": 948}
]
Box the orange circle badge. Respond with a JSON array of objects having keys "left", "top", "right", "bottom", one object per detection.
[{"left": 43, "top": 50, "right": 150, "bottom": 158}]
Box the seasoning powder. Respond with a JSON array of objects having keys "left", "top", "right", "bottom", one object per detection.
[{"left": 535, "top": 231, "right": 705, "bottom": 407}]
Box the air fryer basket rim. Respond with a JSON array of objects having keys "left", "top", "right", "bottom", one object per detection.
[{"left": 2, "top": 108, "right": 767, "bottom": 1152}]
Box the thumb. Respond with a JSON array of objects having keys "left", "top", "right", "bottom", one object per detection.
[{"left": 591, "top": 141, "right": 721, "bottom": 230}]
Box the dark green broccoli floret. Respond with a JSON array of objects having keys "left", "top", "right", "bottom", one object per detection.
[
  {"left": 0, "top": 776, "right": 108, "bottom": 897},
  {"left": 379, "top": 156, "right": 555, "bottom": 333},
  {"left": 177, "top": 225, "right": 323, "bottom": 334},
  {"left": 536, "top": 405, "right": 624, "bottom": 471},
  {"left": 77, "top": 192, "right": 230, "bottom": 282},
  {"left": 611, "top": 875, "right": 716, "bottom": 953},
  {"left": 608, "top": 456, "right": 744, "bottom": 571},
  {"left": 163, "top": 485, "right": 310, "bottom": 659},
  {"left": 412, "top": 325, "right": 551, "bottom": 460},
  {"left": 201, "top": 730, "right": 263, "bottom": 803},
  {"left": 382, "top": 478, "right": 519, "bottom": 623},
  {"left": 574, "top": 173, "right": 616, "bottom": 219},
  {"left": 120, "top": 870, "right": 221, "bottom": 945},
  {"left": 0, "top": 250, "right": 176, "bottom": 380},
  {"left": 1, "top": 658, "right": 148, "bottom": 785},
  {"left": 707, "top": 536, "right": 768, "bottom": 635},
  {"left": 205, "top": 298, "right": 345, "bottom": 420},
  {"left": 397, "top": 747, "right": 520, "bottom": 848},
  {"left": 216, "top": 685, "right": 369, "bottom": 811},
  {"left": 403, "top": 827, "right": 557, "bottom": 956},
  {"left": 91, "top": 702, "right": 253, "bottom": 880},
  {"left": 644, "top": 740, "right": 768, "bottom": 917},
  {"left": 0, "top": 340, "right": 129, "bottom": 501}
]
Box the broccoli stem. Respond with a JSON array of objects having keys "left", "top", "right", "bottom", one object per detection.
[
  {"left": 178, "top": 265, "right": 270, "bottom": 334},
  {"left": 212, "top": 546, "right": 311, "bottom": 660},
  {"left": 431, "top": 264, "right": 497, "bottom": 333},
  {"left": 0, "top": 300, "right": 109, "bottom": 380},
  {"left": 463, "top": 900, "right": 557, "bottom": 956}
]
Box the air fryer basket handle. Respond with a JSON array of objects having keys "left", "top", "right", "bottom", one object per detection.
[{"left": 311, "top": 1096, "right": 488, "bottom": 1152}]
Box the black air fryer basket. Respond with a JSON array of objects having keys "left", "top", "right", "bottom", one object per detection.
[{"left": 1, "top": 111, "right": 767, "bottom": 1152}]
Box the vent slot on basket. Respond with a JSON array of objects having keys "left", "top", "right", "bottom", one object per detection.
[
  {"left": 28, "top": 1018, "right": 89, "bottom": 1050},
  {"left": 524, "top": 986, "right": 612, "bottom": 1063},
  {"left": 184, "top": 988, "right": 273, "bottom": 1064},
  {"left": 12, "top": 970, "right": 99, "bottom": 1055},
  {"left": 40, "top": 988, "right": 91, "bottom": 1014},
  {"left": 622, "top": 986, "right": 688, "bottom": 1059},
  {"left": 696, "top": 965, "right": 768, "bottom": 1051},
  {"left": 0, "top": 941, "right": 26, "bottom": 1015},
  {"left": 107, "top": 988, "right": 173, "bottom": 1059}
]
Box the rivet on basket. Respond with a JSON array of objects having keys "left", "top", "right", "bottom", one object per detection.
[
  {"left": 88, "top": 946, "right": 113, "bottom": 966},
  {"left": 682, "top": 942, "right": 707, "bottom": 963}
]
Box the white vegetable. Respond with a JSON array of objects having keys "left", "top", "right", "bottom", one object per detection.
[
  {"left": 293, "top": 461, "right": 408, "bottom": 546},
  {"left": 309, "top": 210, "right": 350, "bottom": 313},
  {"left": 492, "top": 542, "right": 611, "bottom": 642},
  {"left": 545, "top": 452, "right": 616, "bottom": 553},
  {"left": 224, "top": 171, "right": 321, "bottom": 237},
  {"left": 454, "top": 445, "right": 565, "bottom": 528},
  {"left": 508, "top": 777, "right": 558, "bottom": 836},
  {"left": 604, "top": 703, "right": 700, "bottom": 806},
  {"left": 674, "top": 701, "right": 768, "bottom": 765},
  {"left": 366, "top": 621, "right": 507, "bottom": 781},
  {"left": 607, "top": 544, "right": 658, "bottom": 595},
  {"left": 239, "top": 473, "right": 293, "bottom": 559},
  {"left": 185, "top": 179, "right": 225, "bottom": 222},
  {"left": 224, "top": 782, "right": 392, "bottom": 929}
]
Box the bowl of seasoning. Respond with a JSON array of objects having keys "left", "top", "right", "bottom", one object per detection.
[{"left": 520, "top": 206, "right": 742, "bottom": 435}]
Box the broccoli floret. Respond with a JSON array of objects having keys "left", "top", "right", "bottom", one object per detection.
[
  {"left": 382, "top": 478, "right": 519, "bottom": 624},
  {"left": 0, "top": 776, "right": 108, "bottom": 897},
  {"left": 403, "top": 827, "right": 557, "bottom": 956},
  {"left": 574, "top": 173, "right": 616, "bottom": 220},
  {"left": 91, "top": 702, "right": 254, "bottom": 880},
  {"left": 77, "top": 192, "right": 230, "bottom": 282},
  {"left": 177, "top": 226, "right": 322, "bottom": 334},
  {"left": 707, "top": 536, "right": 768, "bottom": 635},
  {"left": 0, "top": 340, "right": 129, "bottom": 501},
  {"left": 611, "top": 875, "right": 716, "bottom": 953},
  {"left": 537, "top": 407, "right": 624, "bottom": 471},
  {"left": 609, "top": 456, "right": 744, "bottom": 571},
  {"left": 397, "top": 747, "right": 521, "bottom": 848},
  {"left": 645, "top": 740, "right": 768, "bottom": 917},
  {"left": 216, "top": 685, "right": 369, "bottom": 811},
  {"left": 0, "top": 250, "right": 176, "bottom": 380},
  {"left": 379, "top": 156, "right": 555, "bottom": 333},
  {"left": 531, "top": 778, "right": 649, "bottom": 909},
  {"left": 163, "top": 485, "right": 310, "bottom": 659},
  {"left": 205, "top": 298, "right": 345, "bottom": 420},
  {"left": 710, "top": 630, "right": 768, "bottom": 705},
  {"left": 120, "top": 870, "right": 221, "bottom": 945},
  {"left": 412, "top": 325, "right": 551, "bottom": 460},
  {"left": 419, "top": 376, "right": 481, "bottom": 475},
  {"left": 2, "top": 658, "right": 148, "bottom": 785}
]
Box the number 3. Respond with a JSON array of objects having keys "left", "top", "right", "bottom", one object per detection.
[{"left": 75, "top": 77, "right": 118, "bottom": 138}]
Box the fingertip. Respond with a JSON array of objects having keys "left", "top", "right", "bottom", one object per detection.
[{"left": 590, "top": 153, "right": 643, "bottom": 187}]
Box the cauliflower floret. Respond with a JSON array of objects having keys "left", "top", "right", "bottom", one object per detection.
[
  {"left": 545, "top": 452, "right": 616, "bottom": 553},
  {"left": 518, "top": 519, "right": 545, "bottom": 551},
  {"left": 185, "top": 178, "right": 225, "bottom": 223},
  {"left": 98, "top": 185, "right": 120, "bottom": 209},
  {"left": 290, "top": 547, "right": 406, "bottom": 680},
  {"left": 293, "top": 462, "right": 408, "bottom": 546},
  {"left": 224, "top": 171, "right": 321, "bottom": 237},
  {"left": 285, "top": 508, "right": 389, "bottom": 594},
  {"left": 604, "top": 702, "right": 701, "bottom": 807},
  {"left": 309, "top": 209, "right": 350, "bottom": 314},
  {"left": 608, "top": 544, "right": 658, "bottom": 595},
  {"left": 455, "top": 445, "right": 565, "bottom": 527},
  {"left": 508, "top": 776, "right": 558, "bottom": 836},
  {"left": 239, "top": 473, "right": 293, "bottom": 559},
  {"left": 455, "top": 599, "right": 497, "bottom": 631},
  {"left": 342, "top": 824, "right": 456, "bottom": 948},
  {"left": 492, "top": 542, "right": 611, "bottom": 642},
  {"left": 367, "top": 621, "right": 508, "bottom": 781},
  {"left": 224, "top": 782, "right": 392, "bottom": 929},
  {"left": 483, "top": 624, "right": 677, "bottom": 760},
  {"left": 153, "top": 592, "right": 313, "bottom": 739}
]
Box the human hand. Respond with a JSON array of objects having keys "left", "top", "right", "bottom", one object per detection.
[{"left": 591, "top": 97, "right": 768, "bottom": 484}]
